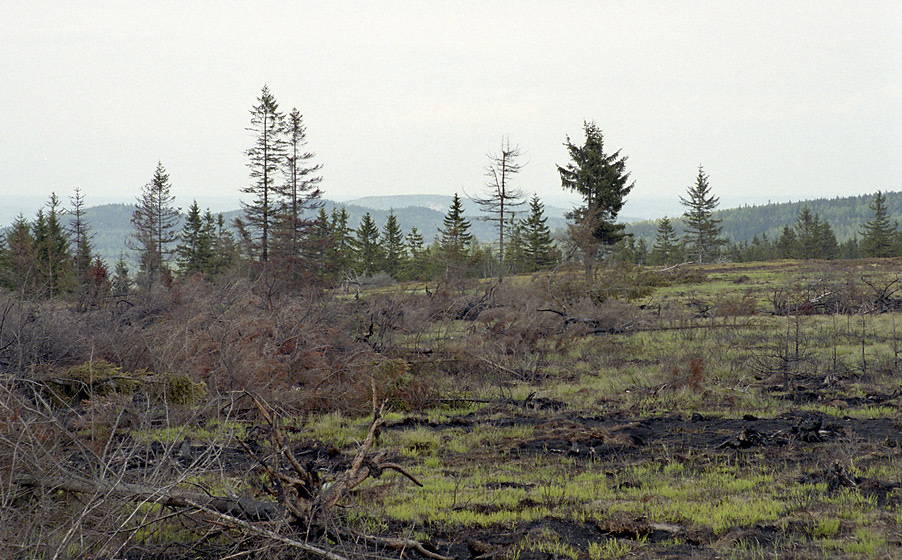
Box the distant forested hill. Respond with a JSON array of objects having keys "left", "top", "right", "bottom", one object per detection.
[
  {"left": 77, "top": 198, "right": 570, "bottom": 266},
  {"left": 7, "top": 191, "right": 897, "bottom": 267},
  {"left": 626, "top": 191, "right": 902, "bottom": 245}
]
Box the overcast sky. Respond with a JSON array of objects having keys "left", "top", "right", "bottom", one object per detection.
[{"left": 1, "top": 1, "right": 899, "bottom": 219}]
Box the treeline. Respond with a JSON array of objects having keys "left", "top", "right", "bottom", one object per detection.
[
  {"left": 621, "top": 190, "right": 901, "bottom": 266},
  {"left": 0, "top": 188, "right": 561, "bottom": 300},
  {"left": 2, "top": 89, "right": 899, "bottom": 301},
  {"left": 0, "top": 86, "right": 562, "bottom": 299}
]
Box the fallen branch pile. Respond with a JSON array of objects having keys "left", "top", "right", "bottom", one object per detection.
[{"left": 7, "top": 386, "right": 450, "bottom": 560}]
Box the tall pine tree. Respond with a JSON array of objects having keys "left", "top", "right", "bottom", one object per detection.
[
  {"left": 176, "top": 200, "right": 217, "bottom": 275},
  {"left": 274, "top": 107, "right": 322, "bottom": 278},
  {"left": 352, "top": 213, "right": 384, "bottom": 275},
  {"left": 520, "top": 194, "right": 557, "bottom": 272},
  {"left": 381, "top": 210, "right": 407, "bottom": 279},
  {"left": 68, "top": 187, "right": 94, "bottom": 291},
  {"left": 403, "top": 227, "right": 428, "bottom": 281},
  {"left": 241, "top": 85, "right": 285, "bottom": 262},
  {"left": 438, "top": 193, "right": 473, "bottom": 278},
  {"left": 330, "top": 207, "right": 354, "bottom": 276},
  {"left": 131, "top": 162, "right": 180, "bottom": 288},
  {"left": 1, "top": 215, "right": 38, "bottom": 296},
  {"left": 650, "top": 216, "right": 681, "bottom": 265},
  {"left": 32, "top": 194, "right": 73, "bottom": 298}
]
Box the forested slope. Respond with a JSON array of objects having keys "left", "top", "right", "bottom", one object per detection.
[{"left": 626, "top": 191, "right": 902, "bottom": 244}]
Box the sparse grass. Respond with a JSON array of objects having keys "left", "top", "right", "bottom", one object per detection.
[
  {"left": 302, "top": 411, "right": 369, "bottom": 447},
  {"left": 132, "top": 419, "right": 247, "bottom": 444},
  {"left": 8, "top": 260, "right": 901, "bottom": 559},
  {"left": 354, "top": 263, "right": 901, "bottom": 555},
  {"left": 587, "top": 539, "right": 634, "bottom": 560}
]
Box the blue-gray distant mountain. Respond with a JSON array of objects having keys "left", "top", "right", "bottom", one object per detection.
[
  {"left": 324, "top": 196, "right": 570, "bottom": 244},
  {"left": 4, "top": 191, "right": 899, "bottom": 267},
  {"left": 343, "top": 194, "right": 571, "bottom": 219}
]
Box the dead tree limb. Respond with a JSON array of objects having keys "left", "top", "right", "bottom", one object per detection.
[
  {"left": 183, "top": 498, "right": 350, "bottom": 560},
  {"left": 538, "top": 308, "right": 634, "bottom": 334},
  {"left": 341, "top": 529, "right": 453, "bottom": 560},
  {"left": 13, "top": 473, "right": 284, "bottom": 522},
  {"left": 860, "top": 275, "right": 901, "bottom": 312}
]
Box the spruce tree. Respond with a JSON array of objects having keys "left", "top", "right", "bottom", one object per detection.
[
  {"left": 794, "top": 207, "right": 820, "bottom": 259},
  {"left": 274, "top": 107, "right": 322, "bottom": 277},
  {"left": 1, "top": 215, "right": 38, "bottom": 296},
  {"left": 520, "top": 194, "right": 557, "bottom": 272},
  {"left": 793, "top": 207, "right": 838, "bottom": 259},
  {"left": 308, "top": 207, "right": 336, "bottom": 282},
  {"left": 634, "top": 238, "right": 648, "bottom": 265},
  {"left": 176, "top": 200, "right": 217, "bottom": 275},
  {"left": 241, "top": 85, "right": 285, "bottom": 262},
  {"left": 33, "top": 194, "right": 73, "bottom": 298},
  {"left": 860, "top": 191, "right": 898, "bottom": 258},
  {"left": 680, "top": 166, "right": 724, "bottom": 263},
  {"left": 352, "top": 213, "right": 384, "bottom": 275},
  {"left": 403, "top": 227, "right": 428, "bottom": 280},
  {"left": 131, "top": 162, "right": 180, "bottom": 287},
  {"left": 330, "top": 207, "right": 354, "bottom": 276},
  {"left": 438, "top": 193, "right": 473, "bottom": 277},
  {"left": 775, "top": 225, "right": 797, "bottom": 259},
  {"left": 210, "top": 212, "right": 237, "bottom": 276},
  {"left": 112, "top": 252, "right": 132, "bottom": 297},
  {"left": 381, "top": 210, "right": 406, "bottom": 279},
  {"left": 814, "top": 216, "right": 839, "bottom": 260},
  {"left": 68, "top": 187, "right": 93, "bottom": 289},
  {"left": 650, "top": 216, "right": 680, "bottom": 265},
  {"left": 557, "top": 121, "right": 633, "bottom": 279}
]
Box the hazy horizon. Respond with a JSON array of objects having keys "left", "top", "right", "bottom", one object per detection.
[
  {"left": 2, "top": 2, "right": 899, "bottom": 224},
  {"left": 2, "top": 189, "right": 896, "bottom": 232}
]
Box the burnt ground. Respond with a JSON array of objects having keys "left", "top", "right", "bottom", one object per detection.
[
  {"left": 115, "top": 379, "right": 902, "bottom": 560},
  {"left": 370, "top": 380, "right": 902, "bottom": 560},
  {"left": 408, "top": 415, "right": 899, "bottom": 560}
]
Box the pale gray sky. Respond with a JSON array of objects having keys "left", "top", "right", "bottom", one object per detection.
[{"left": 1, "top": 1, "right": 899, "bottom": 218}]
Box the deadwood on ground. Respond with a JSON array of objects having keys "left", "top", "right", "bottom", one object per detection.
[{"left": 4, "top": 384, "right": 447, "bottom": 560}]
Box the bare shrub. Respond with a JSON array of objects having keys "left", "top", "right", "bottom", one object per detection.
[
  {"left": 715, "top": 292, "right": 758, "bottom": 317},
  {"left": 0, "top": 297, "right": 88, "bottom": 376},
  {"left": 667, "top": 356, "right": 706, "bottom": 391},
  {"left": 132, "top": 278, "right": 380, "bottom": 414}
]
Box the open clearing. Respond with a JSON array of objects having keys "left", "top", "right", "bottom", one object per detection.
[{"left": 3, "top": 259, "right": 901, "bottom": 559}]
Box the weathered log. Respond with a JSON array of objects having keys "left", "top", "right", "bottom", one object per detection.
[{"left": 14, "top": 473, "right": 284, "bottom": 521}]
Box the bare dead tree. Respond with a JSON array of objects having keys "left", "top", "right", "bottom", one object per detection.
[{"left": 471, "top": 137, "right": 526, "bottom": 282}]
